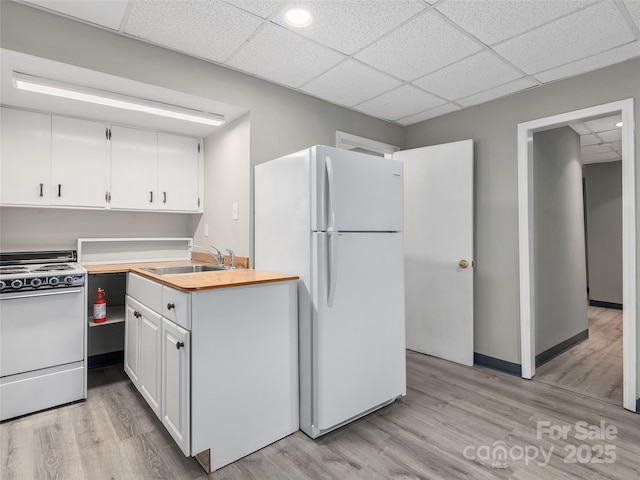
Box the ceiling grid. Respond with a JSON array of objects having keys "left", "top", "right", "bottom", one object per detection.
[{"left": 12, "top": 0, "right": 640, "bottom": 130}]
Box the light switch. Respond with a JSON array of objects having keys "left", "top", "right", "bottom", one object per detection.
[{"left": 232, "top": 203, "right": 239, "bottom": 221}]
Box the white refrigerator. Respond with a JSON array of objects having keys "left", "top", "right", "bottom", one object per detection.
[{"left": 255, "top": 145, "right": 405, "bottom": 438}]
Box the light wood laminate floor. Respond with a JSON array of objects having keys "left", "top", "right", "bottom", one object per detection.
[
  {"left": 535, "top": 306, "right": 623, "bottom": 405},
  {"left": 2, "top": 351, "right": 639, "bottom": 480}
]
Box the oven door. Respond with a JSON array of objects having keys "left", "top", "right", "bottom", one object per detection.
[{"left": 0, "top": 287, "right": 85, "bottom": 377}]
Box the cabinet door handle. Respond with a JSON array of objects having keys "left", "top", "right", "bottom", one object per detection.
[
  {"left": 163, "top": 191, "right": 167, "bottom": 204},
  {"left": 149, "top": 191, "right": 153, "bottom": 203},
  {"left": 39, "top": 183, "right": 44, "bottom": 197},
  {"left": 167, "top": 303, "right": 175, "bottom": 310},
  {"left": 176, "top": 341, "right": 184, "bottom": 350},
  {"left": 133, "top": 310, "right": 141, "bottom": 318},
  {"left": 58, "top": 184, "right": 62, "bottom": 197}
]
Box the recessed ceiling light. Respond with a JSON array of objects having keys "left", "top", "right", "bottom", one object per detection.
[
  {"left": 284, "top": 8, "right": 312, "bottom": 27},
  {"left": 615, "top": 121, "right": 623, "bottom": 127}
]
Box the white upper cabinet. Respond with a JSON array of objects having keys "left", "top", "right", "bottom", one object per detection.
[
  {"left": 0, "top": 108, "right": 203, "bottom": 212},
  {"left": 158, "top": 133, "right": 200, "bottom": 212},
  {"left": 0, "top": 108, "right": 52, "bottom": 206},
  {"left": 109, "top": 125, "right": 159, "bottom": 211},
  {"left": 51, "top": 116, "right": 108, "bottom": 207}
]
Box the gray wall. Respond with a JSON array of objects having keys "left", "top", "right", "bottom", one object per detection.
[
  {"left": 405, "top": 58, "right": 639, "bottom": 397},
  {"left": 0, "top": 207, "right": 191, "bottom": 251},
  {"left": 533, "top": 127, "right": 587, "bottom": 355},
  {"left": 584, "top": 161, "right": 623, "bottom": 305},
  {"left": 0, "top": 1, "right": 404, "bottom": 258},
  {"left": 190, "top": 114, "right": 251, "bottom": 258}
]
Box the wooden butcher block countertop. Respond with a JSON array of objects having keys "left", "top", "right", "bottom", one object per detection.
[{"left": 83, "top": 261, "right": 298, "bottom": 292}]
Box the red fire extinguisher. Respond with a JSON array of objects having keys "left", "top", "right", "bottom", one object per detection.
[{"left": 93, "top": 288, "right": 106, "bottom": 323}]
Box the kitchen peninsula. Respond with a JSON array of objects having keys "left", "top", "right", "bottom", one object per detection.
[{"left": 81, "top": 239, "right": 299, "bottom": 473}]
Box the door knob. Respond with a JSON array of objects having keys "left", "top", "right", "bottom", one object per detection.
[{"left": 458, "top": 259, "right": 469, "bottom": 269}]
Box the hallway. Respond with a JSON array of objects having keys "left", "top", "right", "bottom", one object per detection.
[{"left": 534, "top": 306, "right": 623, "bottom": 405}]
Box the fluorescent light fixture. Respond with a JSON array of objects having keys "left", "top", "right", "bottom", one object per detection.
[
  {"left": 284, "top": 8, "right": 313, "bottom": 27},
  {"left": 12, "top": 72, "right": 225, "bottom": 127},
  {"left": 615, "top": 121, "right": 623, "bottom": 127}
]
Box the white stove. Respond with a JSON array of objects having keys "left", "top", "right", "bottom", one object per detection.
[
  {"left": 0, "top": 250, "right": 87, "bottom": 421},
  {"left": 0, "top": 250, "right": 85, "bottom": 292}
]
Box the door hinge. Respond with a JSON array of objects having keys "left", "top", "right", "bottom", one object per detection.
[
  {"left": 105, "top": 128, "right": 112, "bottom": 140},
  {"left": 198, "top": 143, "right": 201, "bottom": 153},
  {"left": 105, "top": 191, "right": 111, "bottom": 203},
  {"left": 197, "top": 197, "right": 200, "bottom": 208}
]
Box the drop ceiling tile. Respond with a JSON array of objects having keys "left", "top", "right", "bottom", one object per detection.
[
  {"left": 582, "top": 144, "right": 615, "bottom": 155},
  {"left": 570, "top": 123, "right": 591, "bottom": 135},
  {"left": 300, "top": 60, "right": 402, "bottom": 107},
  {"left": 354, "top": 85, "right": 446, "bottom": 121},
  {"left": 354, "top": 11, "right": 482, "bottom": 81},
  {"left": 223, "top": 0, "right": 285, "bottom": 19},
  {"left": 414, "top": 51, "right": 522, "bottom": 101},
  {"left": 273, "top": 1, "right": 426, "bottom": 55},
  {"left": 124, "top": 1, "right": 264, "bottom": 63},
  {"left": 435, "top": 0, "right": 593, "bottom": 46},
  {"left": 457, "top": 77, "right": 537, "bottom": 108},
  {"left": 396, "top": 103, "right": 461, "bottom": 126},
  {"left": 611, "top": 141, "right": 623, "bottom": 152},
  {"left": 534, "top": 42, "right": 640, "bottom": 83},
  {"left": 582, "top": 151, "right": 621, "bottom": 163},
  {"left": 493, "top": 2, "right": 636, "bottom": 75},
  {"left": 597, "top": 129, "right": 623, "bottom": 143},
  {"left": 624, "top": 0, "right": 640, "bottom": 28},
  {"left": 227, "top": 24, "right": 345, "bottom": 88},
  {"left": 584, "top": 115, "right": 622, "bottom": 132},
  {"left": 23, "top": 0, "right": 129, "bottom": 30},
  {"left": 580, "top": 134, "right": 601, "bottom": 147}
]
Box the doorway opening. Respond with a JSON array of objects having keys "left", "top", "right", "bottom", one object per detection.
[{"left": 517, "top": 99, "right": 636, "bottom": 412}]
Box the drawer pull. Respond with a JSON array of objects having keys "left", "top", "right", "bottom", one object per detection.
[
  {"left": 176, "top": 341, "right": 184, "bottom": 350},
  {"left": 167, "top": 303, "right": 175, "bottom": 310}
]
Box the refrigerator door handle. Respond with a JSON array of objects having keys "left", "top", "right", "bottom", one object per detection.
[
  {"left": 327, "top": 231, "right": 339, "bottom": 307},
  {"left": 326, "top": 156, "right": 336, "bottom": 232}
]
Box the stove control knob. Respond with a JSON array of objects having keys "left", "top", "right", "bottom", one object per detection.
[
  {"left": 49, "top": 277, "right": 60, "bottom": 286},
  {"left": 0, "top": 280, "right": 5, "bottom": 291},
  {"left": 30, "top": 278, "right": 42, "bottom": 288},
  {"left": 11, "top": 279, "right": 23, "bottom": 289},
  {"left": 64, "top": 276, "right": 74, "bottom": 285}
]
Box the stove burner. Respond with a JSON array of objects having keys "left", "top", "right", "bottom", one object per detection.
[
  {"left": 0, "top": 266, "right": 29, "bottom": 275},
  {"left": 31, "top": 264, "right": 73, "bottom": 272}
]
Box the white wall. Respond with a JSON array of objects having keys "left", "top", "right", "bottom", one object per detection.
[
  {"left": 533, "top": 127, "right": 587, "bottom": 355},
  {"left": 584, "top": 161, "right": 623, "bottom": 305},
  {"left": 190, "top": 114, "right": 250, "bottom": 257}
]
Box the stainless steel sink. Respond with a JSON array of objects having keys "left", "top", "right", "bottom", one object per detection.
[{"left": 140, "top": 264, "right": 230, "bottom": 275}]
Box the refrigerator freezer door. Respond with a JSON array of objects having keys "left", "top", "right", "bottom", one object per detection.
[
  {"left": 311, "top": 146, "right": 403, "bottom": 232},
  {"left": 311, "top": 231, "right": 405, "bottom": 433}
]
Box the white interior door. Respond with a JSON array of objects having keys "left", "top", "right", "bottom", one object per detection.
[{"left": 394, "top": 140, "right": 474, "bottom": 366}]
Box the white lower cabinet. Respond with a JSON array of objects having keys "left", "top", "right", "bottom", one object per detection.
[
  {"left": 125, "top": 273, "right": 298, "bottom": 472},
  {"left": 139, "top": 302, "right": 162, "bottom": 419},
  {"left": 161, "top": 318, "right": 190, "bottom": 455}
]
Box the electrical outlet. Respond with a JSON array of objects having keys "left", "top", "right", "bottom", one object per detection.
[
  {"left": 204, "top": 223, "right": 209, "bottom": 237},
  {"left": 232, "top": 203, "right": 239, "bottom": 221}
]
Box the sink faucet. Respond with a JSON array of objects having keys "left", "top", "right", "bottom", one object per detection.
[
  {"left": 209, "top": 245, "right": 224, "bottom": 266},
  {"left": 226, "top": 248, "right": 236, "bottom": 269}
]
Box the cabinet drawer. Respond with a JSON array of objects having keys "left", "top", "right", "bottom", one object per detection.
[
  {"left": 128, "top": 273, "right": 162, "bottom": 312},
  {"left": 162, "top": 286, "right": 191, "bottom": 330}
]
